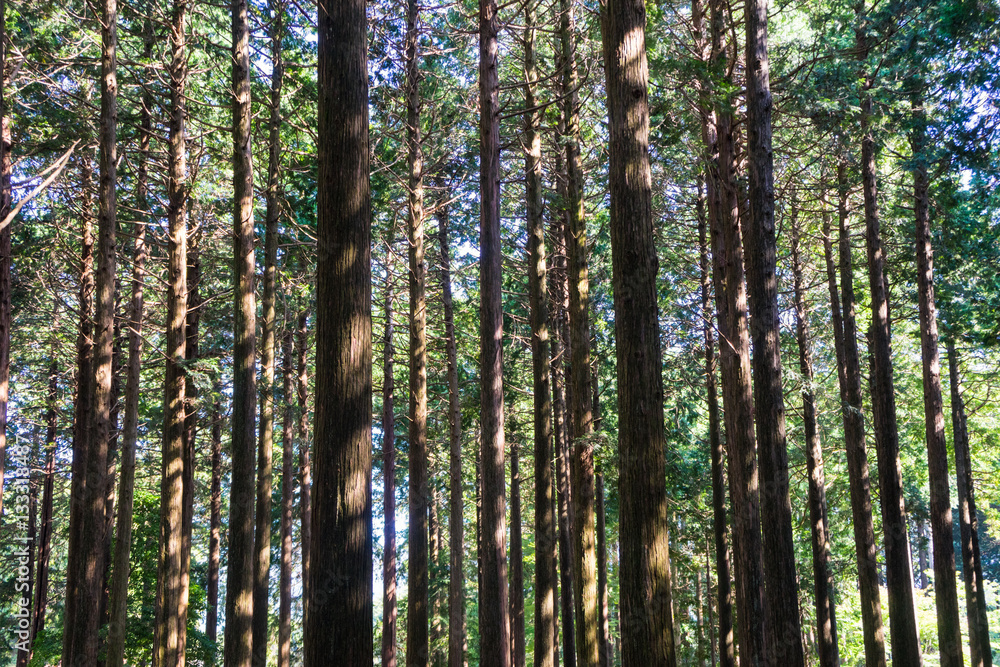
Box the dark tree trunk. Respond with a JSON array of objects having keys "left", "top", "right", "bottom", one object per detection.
[
  {"left": 251, "top": 3, "right": 285, "bottom": 659},
  {"left": 824, "top": 162, "right": 887, "bottom": 667},
  {"left": 154, "top": 0, "right": 188, "bottom": 659},
  {"left": 743, "top": 2, "right": 804, "bottom": 661},
  {"left": 596, "top": 475, "right": 611, "bottom": 667},
  {"left": 207, "top": 393, "right": 222, "bottom": 650},
  {"left": 479, "top": 0, "right": 511, "bottom": 662},
  {"left": 948, "top": 341, "right": 992, "bottom": 667},
  {"left": 855, "top": 8, "right": 922, "bottom": 663},
  {"left": 382, "top": 266, "right": 398, "bottom": 667},
  {"left": 524, "top": 9, "right": 556, "bottom": 661},
  {"left": 227, "top": 0, "right": 258, "bottom": 661},
  {"left": 438, "top": 195, "right": 466, "bottom": 667},
  {"left": 911, "top": 84, "right": 963, "bottom": 667},
  {"left": 297, "top": 308, "right": 312, "bottom": 624},
  {"left": 511, "top": 444, "right": 526, "bottom": 667},
  {"left": 278, "top": 330, "right": 294, "bottom": 667},
  {"left": 405, "top": 0, "right": 429, "bottom": 661},
  {"left": 704, "top": 0, "right": 767, "bottom": 663},
  {"left": 305, "top": 0, "right": 373, "bottom": 661},
  {"left": 696, "top": 180, "right": 734, "bottom": 667},
  {"left": 790, "top": 211, "right": 840, "bottom": 667},
  {"left": 599, "top": 2, "right": 677, "bottom": 662}
]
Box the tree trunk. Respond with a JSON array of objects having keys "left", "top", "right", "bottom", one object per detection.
[
  {"left": 524, "top": 8, "right": 556, "bottom": 661},
  {"left": 106, "top": 17, "right": 151, "bottom": 657},
  {"left": 278, "top": 330, "right": 294, "bottom": 667},
  {"left": 0, "top": 0, "right": 10, "bottom": 529},
  {"left": 704, "top": 0, "right": 767, "bottom": 663},
  {"left": 207, "top": 392, "right": 222, "bottom": 651},
  {"left": 405, "top": 0, "right": 429, "bottom": 661},
  {"left": 917, "top": 520, "right": 930, "bottom": 590},
  {"left": 948, "top": 341, "right": 992, "bottom": 667},
  {"left": 911, "top": 83, "right": 963, "bottom": 667},
  {"left": 824, "top": 162, "right": 887, "bottom": 667},
  {"left": 596, "top": 475, "right": 611, "bottom": 667},
  {"left": 305, "top": 0, "right": 373, "bottom": 661},
  {"left": 383, "top": 266, "right": 398, "bottom": 667},
  {"left": 297, "top": 307, "right": 312, "bottom": 625},
  {"left": 226, "top": 0, "right": 258, "bottom": 661},
  {"left": 438, "top": 193, "right": 466, "bottom": 667},
  {"left": 510, "top": 444, "right": 527, "bottom": 667},
  {"left": 790, "top": 211, "right": 840, "bottom": 667},
  {"left": 31, "top": 356, "right": 58, "bottom": 659},
  {"left": 599, "top": 3, "right": 677, "bottom": 662},
  {"left": 479, "top": 0, "right": 511, "bottom": 662},
  {"left": 855, "top": 8, "right": 923, "bottom": 663},
  {"left": 154, "top": 0, "right": 188, "bottom": 659}
]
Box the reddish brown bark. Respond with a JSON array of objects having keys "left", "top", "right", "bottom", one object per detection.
[
  {"left": 278, "top": 330, "right": 294, "bottom": 667},
  {"left": 382, "top": 267, "right": 398, "bottom": 667}
]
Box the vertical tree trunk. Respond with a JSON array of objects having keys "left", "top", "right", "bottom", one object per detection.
[
  {"left": 523, "top": 8, "right": 556, "bottom": 661},
  {"left": 0, "top": 0, "right": 10, "bottom": 528},
  {"left": 480, "top": 0, "right": 511, "bottom": 662},
  {"left": 438, "top": 194, "right": 466, "bottom": 667},
  {"left": 406, "top": 0, "right": 429, "bottom": 661},
  {"left": 305, "top": 0, "right": 373, "bottom": 661},
  {"left": 297, "top": 308, "right": 312, "bottom": 622},
  {"left": 106, "top": 16, "right": 151, "bottom": 658},
  {"left": 383, "top": 267, "right": 398, "bottom": 667},
  {"left": 911, "top": 83, "right": 964, "bottom": 667},
  {"left": 790, "top": 211, "right": 840, "bottom": 667},
  {"left": 251, "top": 3, "right": 285, "bottom": 660},
  {"left": 278, "top": 330, "right": 294, "bottom": 667},
  {"left": 430, "top": 486, "right": 445, "bottom": 666},
  {"left": 154, "top": 0, "right": 188, "bottom": 659},
  {"left": 227, "top": 0, "right": 258, "bottom": 660},
  {"left": 207, "top": 392, "right": 222, "bottom": 651},
  {"left": 557, "top": 4, "right": 598, "bottom": 663},
  {"left": 855, "top": 9, "right": 923, "bottom": 663},
  {"left": 595, "top": 475, "right": 611, "bottom": 667},
  {"left": 948, "top": 342, "right": 992, "bottom": 667},
  {"left": 510, "top": 444, "right": 527, "bottom": 667},
  {"left": 31, "top": 356, "right": 58, "bottom": 658},
  {"left": 706, "top": 543, "right": 717, "bottom": 667},
  {"left": 696, "top": 179, "right": 735, "bottom": 667},
  {"left": 705, "top": 0, "right": 767, "bottom": 663},
  {"left": 824, "top": 163, "right": 887, "bottom": 667},
  {"left": 599, "top": 2, "right": 677, "bottom": 662},
  {"left": 917, "top": 521, "right": 930, "bottom": 590},
  {"left": 743, "top": 2, "right": 805, "bottom": 661}
]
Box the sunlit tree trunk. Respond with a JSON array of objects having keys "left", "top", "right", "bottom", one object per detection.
[
  {"left": 297, "top": 307, "right": 312, "bottom": 623},
  {"left": 207, "top": 391, "right": 222, "bottom": 652},
  {"left": 382, "top": 264, "right": 398, "bottom": 667},
  {"left": 278, "top": 330, "right": 294, "bottom": 667},
  {"left": 510, "top": 444, "right": 526, "bottom": 667}
]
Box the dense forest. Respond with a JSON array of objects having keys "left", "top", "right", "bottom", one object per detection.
[{"left": 0, "top": 0, "right": 999, "bottom": 664}]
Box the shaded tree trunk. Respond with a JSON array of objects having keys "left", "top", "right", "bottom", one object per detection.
[
  {"left": 304, "top": 0, "right": 373, "bottom": 661},
  {"left": 911, "top": 83, "right": 963, "bottom": 667},
  {"left": 510, "top": 444, "right": 526, "bottom": 667},
  {"left": 596, "top": 475, "right": 611, "bottom": 667},
  {"left": 479, "top": 0, "right": 512, "bottom": 661},
  {"left": 438, "top": 193, "right": 466, "bottom": 667},
  {"left": 855, "top": 8, "right": 922, "bottom": 663},
  {"left": 599, "top": 2, "right": 677, "bottom": 662},
  {"left": 31, "top": 356, "right": 58, "bottom": 659},
  {"left": 154, "top": 0, "right": 188, "bottom": 660},
  {"left": 824, "top": 162, "right": 887, "bottom": 667},
  {"left": 207, "top": 392, "right": 222, "bottom": 650},
  {"left": 278, "top": 330, "right": 294, "bottom": 667},
  {"left": 297, "top": 308, "right": 312, "bottom": 623},
  {"left": 790, "top": 211, "right": 840, "bottom": 667},
  {"left": 382, "top": 266, "right": 398, "bottom": 667},
  {"left": 948, "top": 341, "right": 992, "bottom": 667}
]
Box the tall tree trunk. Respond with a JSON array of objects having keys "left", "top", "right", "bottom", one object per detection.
[
  {"left": 599, "top": 2, "right": 677, "bottom": 662},
  {"left": 743, "top": 2, "right": 804, "bottom": 661},
  {"left": 382, "top": 267, "right": 398, "bottom": 667},
  {"left": 705, "top": 0, "right": 767, "bottom": 663},
  {"left": 855, "top": 8, "right": 922, "bottom": 663},
  {"left": 207, "top": 392, "right": 222, "bottom": 651},
  {"left": 523, "top": 8, "right": 556, "bottom": 661},
  {"left": 706, "top": 542, "right": 717, "bottom": 667},
  {"left": 696, "top": 179, "right": 734, "bottom": 667},
  {"left": 226, "top": 0, "right": 258, "bottom": 660},
  {"left": 479, "top": 0, "right": 511, "bottom": 662},
  {"left": 0, "top": 0, "right": 10, "bottom": 529},
  {"left": 790, "top": 211, "right": 840, "bottom": 667},
  {"left": 824, "top": 162, "right": 887, "bottom": 667},
  {"left": 278, "top": 330, "right": 294, "bottom": 667},
  {"left": 438, "top": 194, "right": 466, "bottom": 667},
  {"left": 31, "top": 356, "right": 58, "bottom": 658},
  {"left": 430, "top": 486, "right": 445, "bottom": 666},
  {"left": 911, "top": 83, "right": 964, "bottom": 667},
  {"left": 917, "top": 520, "right": 930, "bottom": 590},
  {"left": 154, "top": 0, "right": 188, "bottom": 659},
  {"left": 297, "top": 308, "right": 312, "bottom": 623},
  {"left": 406, "top": 0, "right": 429, "bottom": 661},
  {"left": 948, "top": 341, "right": 992, "bottom": 667},
  {"left": 557, "top": 4, "right": 598, "bottom": 663},
  {"left": 305, "top": 0, "right": 373, "bottom": 661},
  {"left": 106, "top": 17, "right": 151, "bottom": 658},
  {"left": 251, "top": 3, "right": 286, "bottom": 659},
  {"left": 595, "top": 475, "right": 611, "bottom": 667},
  {"left": 510, "top": 444, "right": 526, "bottom": 667}
]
